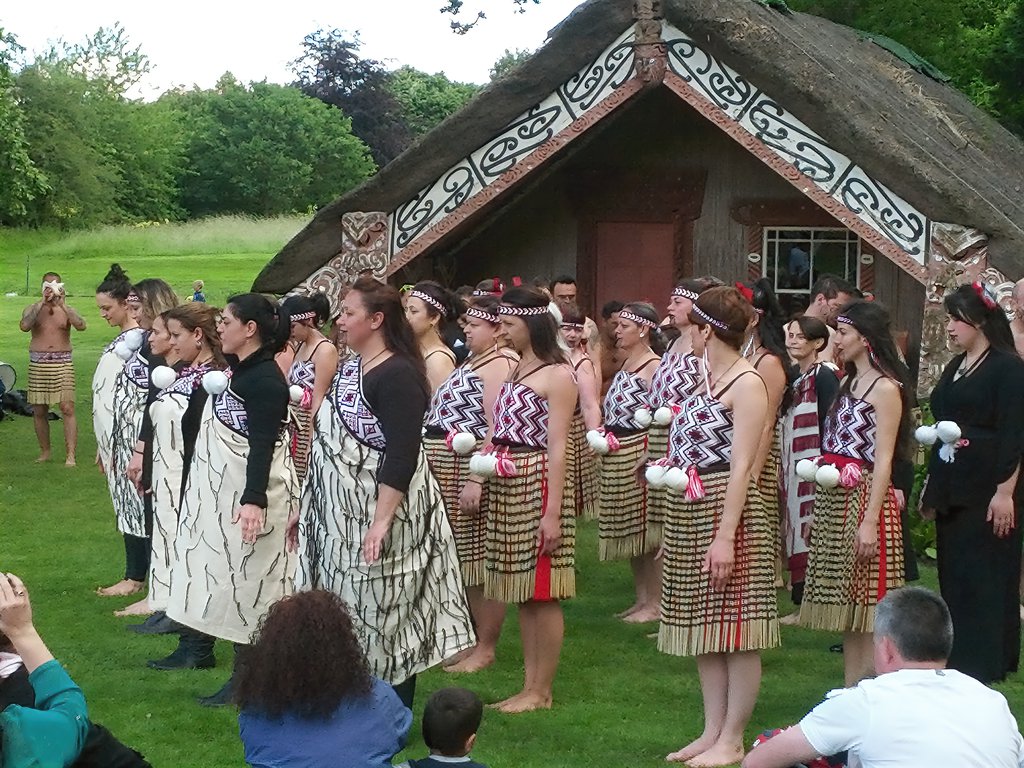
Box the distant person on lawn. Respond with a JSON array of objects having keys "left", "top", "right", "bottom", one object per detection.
[
  {"left": 190, "top": 281, "right": 206, "bottom": 303},
  {"left": 19, "top": 272, "right": 86, "bottom": 466},
  {"left": 742, "top": 587, "right": 1024, "bottom": 768}
]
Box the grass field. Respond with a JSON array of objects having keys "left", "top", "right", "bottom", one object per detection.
[{"left": 1, "top": 218, "right": 1022, "bottom": 767}]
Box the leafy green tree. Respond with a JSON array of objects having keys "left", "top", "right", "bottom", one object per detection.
[
  {"left": 167, "top": 75, "right": 375, "bottom": 217},
  {"left": 441, "top": 0, "right": 541, "bottom": 33},
  {"left": 987, "top": 0, "right": 1024, "bottom": 134},
  {"left": 41, "top": 23, "right": 152, "bottom": 95},
  {"left": 489, "top": 48, "right": 533, "bottom": 80},
  {"left": 388, "top": 66, "right": 478, "bottom": 135},
  {"left": 0, "top": 29, "right": 47, "bottom": 223}
]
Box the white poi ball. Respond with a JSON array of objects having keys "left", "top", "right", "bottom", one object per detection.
[
  {"left": 914, "top": 425, "right": 938, "bottom": 446},
  {"left": 645, "top": 465, "right": 668, "bottom": 487},
  {"left": 288, "top": 384, "right": 304, "bottom": 403},
  {"left": 815, "top": 464, "right": 841, "bottom": 489},
  {"left": 634, "top": 407, "right": 653, "bottom": 428},
  {"left": 124, "top": 328, "right": 144, "bottom": 351},
  {"left": 150, "top": 365, "right": 178, "bottom": 390},
  {"left": 114, "top": 341, "right": 132, "bottom": 361},
  {"left": 586, "top": 429, "right": 610, "bottom": 455},
  {"left": 468, "top": 453, "right": 485, "bottom": 475},
  {"left": 664, "top": 466, "right": 689, "bottom": 492},
  {"left": 202, "top": 370, "right": 230, "bottom": 395},
  {"left": 451, "top": 432, "right": 477, "bottom": 456},
  {"left": 653, "top": 406, "right": 675, "bottom": 426},
  {"left": 935, "top": 421, "right": 961, "bottom": 444},
  {"left": 796, "top": 458, "right": 819, "bottom": 482}
]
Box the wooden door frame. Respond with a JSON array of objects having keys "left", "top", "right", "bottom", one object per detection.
[{"left": 568, "top": 168, "right": 707, "bottom": 318}]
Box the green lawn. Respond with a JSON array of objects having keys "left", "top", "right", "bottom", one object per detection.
[{"left": 1, "top": 220, "right": 1022, "bottom": 767}]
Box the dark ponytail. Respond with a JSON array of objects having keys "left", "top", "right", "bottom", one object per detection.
[
  {"left": 281, "top": 291, "right": 331, "bottom": 328},
  {"left": 226, "top": 293, "right": 291, "bottom": 355},
  {"left": 97, "top": 263, "right": 132, "bottom": 300}
]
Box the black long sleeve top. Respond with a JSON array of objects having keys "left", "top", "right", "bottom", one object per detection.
[
  {"left": 922, "top": 348, "right": 1024, "bottom": 511},
  {"left": 361, "top": 355, "right": 429, "bottom": 493},
  {"left": 178, "top": 383, "right": 211, "bottom": 506},
  {"left": 230, "top": 349, "right": 289, "bottom": 508}
]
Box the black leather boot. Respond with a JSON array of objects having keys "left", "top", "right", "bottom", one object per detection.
[
  {"left": 128, "top": 611, "right": 180, "bottom": 635},
  {"left": 198, "top": 643, "right": 247, "bottom": 707},
  {"left": 147, "top": 630, "right": 216, "bottom": 670}
]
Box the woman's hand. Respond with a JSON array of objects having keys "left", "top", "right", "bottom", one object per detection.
[
  {"left": 703, "top": 536, "right": 735, "bottom": 592},
  {"left": 232, "top": 504, "right": 266, "bottom": 544},
  {"left": 126, "top": 450, "right": 144, "bottom": 493},
  {"left": 538, "top": 513, "right": 562, "bottom": 555},
  {"left": 0, "top": 574, "right": 33, "bottom": 638},
  {"left": 458, "top": 480, "right": 482, "bottom": 516},
  {"left": 285, "top": 509, "right": 300, "bottom": 553},
  {"left": 988, "top": 490, "right": 1015, "bottom": 538},
  {"left": 362, "top": 519, "right": 391, "bottom": 564},
  {"left": 854, "top": 519, "right": 879, "bottom": 562}
]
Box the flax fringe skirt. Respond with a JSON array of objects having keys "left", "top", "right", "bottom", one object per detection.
[
  {"left": 659, "top": 469, "right": 780, "bottom": 656},
  {"left": 644, "top": 424, "right": 670, "bottom": 549},
  {"left": 28, "top": 351, "right": 75, "bottom": 405},
  {"left": 567, "top": 412, "right": 599, "bottom": 520},
  {"left": 598, "top": 432, "right": 652, "bottom": 560},
  {"left": 484, "top": 449, "right": 576, "bottom": 604},
  {"left": 423, "top": 436, "right": 486, "bottom": 588},
  {"left": 800, "top": 472, "right": 904, "bottom": 633}
]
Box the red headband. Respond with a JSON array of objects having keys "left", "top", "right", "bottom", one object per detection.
[{"left": 972, "top": 281, "right": 998, "bottom": 310}]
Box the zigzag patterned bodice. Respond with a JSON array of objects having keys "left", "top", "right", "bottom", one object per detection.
[
  {"left": 668, "top": 392, "right": 734, "bottom": 468},
  {"left": 162, "top": 364, "right": 214, "bottom": 398},
  {"left": 604, "top": 369, "right": 652, "bottom": 429},
  {"left": 426, "top": 365, "right": 487, "bottom": 437},
  {"left": 213, "top": 386, "right": 248, "bottom": 436},
  {"left": 123, "top": 349, "right": 150, "bottom": 390},
  {"left": 333, "top": 357, "right": 386, "bottom": 450},
  {"left": 650, "top": 352, "right": 701, "bottom": 408},
  {"left": 822, "top": 393, "right": 877, "bottom": 464},
  {"left": 103, "top": 329, "right": 132, "bottom": 355},
  {"left": 493, "top": 380, "right": 548, "bottom": 449},
  {"left": 288, "top": 358, "right": 316, "bottom": 391}
]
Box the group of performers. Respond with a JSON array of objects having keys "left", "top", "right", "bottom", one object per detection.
[{"left": 86, "top": 261, "right": 1024, "bottom": 765}]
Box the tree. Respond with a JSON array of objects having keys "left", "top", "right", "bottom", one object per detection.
[
  {"left": 441, "top": 0, "right": 541, "bottom": 34},
  {"left": 41, "top": 23, "right": 152, "bottom": 95},
  {"left": 489, "top": 48, "right": 533, "bottom": 80},
  {"left": 388, "top": 66, "right": 478, "bottom": 135},
  {"left": 166, "top": 75, "right": 375, "bottom": 217},
  {"left": 0, "top": 29, "right": 47, "bottom": 223},
  {"left": 987, "top": 0, "right": 1024, "bottom": 134},
  {"left": 292, "top": 30, "right": 412, "bottom": 167}
]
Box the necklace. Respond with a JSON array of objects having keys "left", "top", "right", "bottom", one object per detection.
[
  {"left": 708, "top": 356, "right": 742, "bottom": 394},
  {"left": 954, "top": 346, "right": 990, "bottom": 381},
  {"left": 361, "top": 347, "right": 388, "bottom": 371}
]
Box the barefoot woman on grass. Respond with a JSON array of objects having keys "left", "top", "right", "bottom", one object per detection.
[
  {"left": 657, "top": 287, "right": 777, "bottom": 766},
  {"left": 483, "top": 287, "right": 577, "bottom": 713}
]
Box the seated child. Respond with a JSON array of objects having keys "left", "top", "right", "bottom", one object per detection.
[{"left": 397, "top": 687, "right": 488, "bottom": 768}]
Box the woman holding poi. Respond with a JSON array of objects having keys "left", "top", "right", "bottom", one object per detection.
[
  {"left": 558, "top": 302, "right": 601, "bottom": 521},
  {"left": 294, "top": 276, "right": 474, "bottom": 709},
  {"left": 655, "top": 286, "right": 776, "bottom": 767},
  {"left": 799, "top": 300, "right": 908, "bottom": 686},
  {"left": 166, "top": 294, "right": 298, "bottom": 706},
  {"left": 920, "top": 282, "right": 1024, "bottom": 683}
]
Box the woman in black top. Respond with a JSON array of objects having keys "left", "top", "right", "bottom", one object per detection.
[
  {"left": 921, "top": 282, "right": 1024, "bottom": 683},
  {"left": 165, "top": 294, "right": 298, "bottom": 707},
  {"left": 293, "top": 276, "right": 474, "bottom": 710}
]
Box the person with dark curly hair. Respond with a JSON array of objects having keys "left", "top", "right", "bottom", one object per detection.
[{"left": 236, "top": 590, "right": 411, "bottom": 768}]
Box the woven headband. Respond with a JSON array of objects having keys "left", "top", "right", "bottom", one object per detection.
[
  {"left": 672, "top": 286, "right": 699, "bottom": 300},
  {"left": 691, "top": 304, "right": 729, "bottom": 331},
  {"left": 409, "top": 289, "right": 447, "bottom": 318},
  {"left": 836, "top": 314, "right": 855, "bottom": 328},
  {"left": 618, "top": 309, "right": 658, "bottom": 329},
  {"left": 561, "top": 322, "right": 584, "bottom": 330},
  {"left": 497, "top": 304, "right": 549, "bottom": 317},
  {"left": 465, "top": 306, "right": 500, "bottom": 324},
  {"left": 290, "top": 311, "right": 316, "bottom": 323},
  {"left": 126, "top": 291, "right": 140, "bottom": 303}
]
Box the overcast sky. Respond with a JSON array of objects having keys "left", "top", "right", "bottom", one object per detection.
[{"left": 2, "top": 0, "right": 585, "bottom": 96}]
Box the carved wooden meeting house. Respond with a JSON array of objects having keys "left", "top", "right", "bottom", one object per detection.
[{"left": 254, "top": 0, "right": 1024, "bottom": 395}]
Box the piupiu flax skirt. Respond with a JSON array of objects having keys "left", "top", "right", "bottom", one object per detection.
[
  {"left": 484, "top": 449, "right": 576, "bottom": 604},
  {"left": 28, "top": 350, "right": 75, "bottom": 405},
  {"left": 645, "top": 424, "right": 670, "bottom": 549},
  {"left": 659, "top": 469, "right": 780, "bottom": 656},
  {"left": 423, "top": 436, "right": 486, "bottom": 588},
  {"left": 568, "top": 412, "right": 598, "bottom": 520},
  {"left": 799, "top": 473, "right": 904, "bottom": 633},
  {"left": 289, "top": 398, "right": 314, "bottom": 482},
  {"left": 598, "top": 432, "right": 651, "bottom": 560}
]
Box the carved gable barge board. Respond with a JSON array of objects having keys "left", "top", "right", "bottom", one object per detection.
[{"left": 661, "top": 24, "right": 929, "bottom": 284}]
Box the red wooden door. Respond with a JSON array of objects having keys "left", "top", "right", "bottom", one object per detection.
[{"left": 594, "top": 221, "right": 676, "bottom": 310}]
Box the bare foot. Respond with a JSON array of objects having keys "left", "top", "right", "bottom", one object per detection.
[
  {"left": 445, "top": 650, "right": 496, "bottom": 673},
  {"left": 442, "top": 647, "right": 474, "bottom": 668},
  {"left": 665, "top": 734, "right": 718, "bottom": 763},
  {"left": 1019, "top": 604, "right": 1024, "bottom": 622},
  {"left": 65, "top": 456, "right": 77, "bottom": 467},
  {"left": 114, "top": 598, "right": 151, "bottom": 617},
  {"left": 646, "top": 631, "right": 659, "bottom": 640},
  {"left": 97, "top": 579, "right": 144, "bottom": 597},
  {"left": 494, "top": 691, "right": 552, "bottom": 713},
  {"left": 686, "top": 742, "right": 744, "bottom": 767},
  {"left": 616, "top": 603, "right": 641, "bottom": 619},
  {"left": 35, "top": 452, "right": 51, "bottom": 463},
  {"left": 624, "top": 606, "right": 660, "bottom": 624},
  {"left": 779, "top": 611, "right": 801, "bottom": 626}
]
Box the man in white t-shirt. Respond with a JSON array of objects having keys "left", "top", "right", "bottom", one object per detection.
[{"left": 743, "top": 587, "right": 1024, "bottom": 768}]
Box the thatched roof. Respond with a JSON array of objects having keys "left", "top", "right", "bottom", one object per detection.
[{"left": 253, "top": 0, "right": 1024, "bottom": 293}]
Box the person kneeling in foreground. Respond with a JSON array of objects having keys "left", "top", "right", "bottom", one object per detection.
[
  {"left": 236, "top": 590, "right": 411, "bottom": 768},
  {"left": 742, "top": 587, "right": 1024, "bottom": 768},
  {"left": 396, "top": 687, "right": 489, "bottom": 768},
  {"left": 0, "top": 573, "right": 89, "bottom": 768}
]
